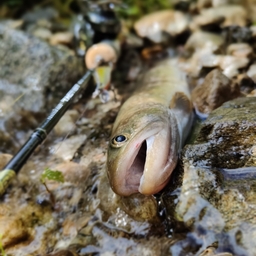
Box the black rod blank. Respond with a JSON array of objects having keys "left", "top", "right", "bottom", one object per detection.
[{"left": 0, "top": 70, "right": 93, "bottom": 196}]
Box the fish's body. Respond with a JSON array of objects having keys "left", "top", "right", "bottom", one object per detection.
[{"left": 107, "top": 59, "right": 193, "bottom": 196}]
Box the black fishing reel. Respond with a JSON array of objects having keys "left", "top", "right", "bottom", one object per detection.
[{"left": 74, "top": 0, "right": 122, "bottom": 56}]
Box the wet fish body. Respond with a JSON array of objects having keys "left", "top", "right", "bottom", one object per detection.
[{"left": 107, "top": 59, "right": 193, "bottom": 196}]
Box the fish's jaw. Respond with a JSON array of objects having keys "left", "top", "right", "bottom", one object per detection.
[
  {"left": 107, "top": 126, "right": 163, "bottom": 196},
  {"left": 138, "top": 124, "right": 179, "bottom": 195}
]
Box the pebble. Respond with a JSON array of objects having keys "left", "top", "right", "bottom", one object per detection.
[
  {"left": 192, "top": 69, "right": 240, "bottom": 115},
  {"left": 192, "top": 5, "right": 247, "bottom": 30},
  {"left": 134, "top": 10, "right": 188, "bottom": 43},
  {"left": 49, "top": 31, "right": 74, "bottom": 46},
  {"left": 54, "top": 110, "right": 79, "bottom": 136},
  {"left": 51, "top": 135, "right": 87, "bottom": 161},
  {"left": 185, "top": 30, "right": 224, "bottom": 53},
  {"left": 227, "top": 43, "right": 253, "bottom": 58},
  {"left": 0, "top": 153, "right": 12, "bottom": 169},
  {"left": 247, "top": 64, "right": 256, "bottom": 83}
]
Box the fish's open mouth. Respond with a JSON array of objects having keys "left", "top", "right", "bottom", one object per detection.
[{"left": 125, "top": 140, "right": 147, "bottom": 189}]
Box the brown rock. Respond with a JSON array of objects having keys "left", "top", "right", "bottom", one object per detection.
[
  {"left": 0, "top": 153, "right": 12, "bottom": 169},
  {"left": 192, "top": 69, "right": 241, "bottom": 114}
]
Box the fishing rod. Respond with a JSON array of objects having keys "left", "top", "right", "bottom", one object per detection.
[
  {"left": 0, "top": 1, "right": 122, "bottom": 196},
  {"left": 0, "top": 70, "right": 93, "bottom": 196}
]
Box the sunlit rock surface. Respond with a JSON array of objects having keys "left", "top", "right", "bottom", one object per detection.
[
  {"left": 162, "top": 97, "right": 256, "bottom": 255},
  {"left": 192, "top": 69, "right": 241, "bottom": 115}
]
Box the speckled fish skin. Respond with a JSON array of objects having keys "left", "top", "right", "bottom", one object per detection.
[{"left": 107, "top": 59, "right": 193, "bottom": 196}]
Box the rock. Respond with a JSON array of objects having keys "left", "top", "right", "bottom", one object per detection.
[
  {"left": 0, "top": 216, "right": 31, "bottom": 247},
  {"left": 44, "top": 161, "right": 90, "bottom": 191},
  {"left": 185, "top": 30, "right": 224, "bottom": 54},
  {"left": 247, "top": 64, "right": 256, "bottom": 83},
  {"left": 222, "top": 26, "right": 252, "bottom": 43},
  {"left": 181, "top": 51, "right": 249, "bottom": 78},
  {"left": 161, "top": 97, "right": 256, "bottom": 254},
  {"left": 185, "top": 97, "right": 256, "bottom": 168},
  {"left": 49, "top": 32, "right": 74, "bottom": 46},
  {"left": 0, "top": 22, "right": 84, "bottom": 113},
  {"left": 227, "top": 43, "right": 253, "bottom": 58},
  {"left": 54, "top": 110, "right": 79, "bottom": 136},
  {"left": 51, "top": 135, "right": 87, "bottom": 161},
  {"left": 219, "top": 55, "right": 249, "bottom": 78},
  {"left": 192, "top": 69, "right": 241, "bottom": 115},
  {"left": 46, "top": 250, "right": 77, "bottom": 256},
  {"left": 1, "top": 203, "right": 56, "bottom": 254},
  {"left": 0, "top": 153, "right": 12, "bottom": 168},
  {"left": 235, "top": 74, "right": 256, "bottom": 94},
  {"left": 22, "top": 7, "right": 58, "bottom": 24},
  {"left": 192, "top": 5, "right": 248, "bottom": 30},
  {"left": 32, "top": 27, "right": 52, "bottom": 41},
  {"left": 134, "top": 10, "right": 188, "bottom": 43}
]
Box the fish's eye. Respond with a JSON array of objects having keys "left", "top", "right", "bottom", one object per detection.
[{"left": 111, "top": 134, "right": 129, "bottom": 148}]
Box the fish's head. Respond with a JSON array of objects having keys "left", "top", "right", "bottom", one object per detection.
[{"left": 107, "top": 108, "right": 179, "bottom": 196}]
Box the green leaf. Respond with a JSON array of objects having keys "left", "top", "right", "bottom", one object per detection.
[{"left": 41, "top": 168, "right": 64, "bottom": 183}]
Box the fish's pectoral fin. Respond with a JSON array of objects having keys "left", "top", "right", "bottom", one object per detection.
[{"left": 169, "top": 92, "right": 193, "bottom": 114}]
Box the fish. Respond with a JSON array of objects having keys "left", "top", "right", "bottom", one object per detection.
[{"left": 107, "top": 59, "right": 194, "bottom": 196}]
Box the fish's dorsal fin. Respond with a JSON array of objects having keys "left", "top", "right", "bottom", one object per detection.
[
  {"left": 169, "top": 92, "right": 194, "bottom": 145},
  {"left": 169, "top": 92, "right": 193, "bottom": 113}
]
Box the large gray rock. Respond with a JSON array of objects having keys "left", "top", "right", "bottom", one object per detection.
[
  {"left": 0, "top": 23, "right": 84, "bottom": 113},
  {"left": 0, "top": 22, "right": 84, "bottom": 152},
  {"left": 185, "top": 97, "right": 256, "bottom": 169},
  {"left": 162, "top": 97, "right": 256, "bottom": 255}
]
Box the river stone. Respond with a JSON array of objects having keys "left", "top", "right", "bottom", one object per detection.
[
  {"left": 0, "top": 22, "right": 84, "bottom": 113},
  {"left": 0, "top": 22, "right": 84, "bottom": 152},
  {"left": 162, "top": 97, "right": 256, "bottom": 254},
  {"left": 185, "top": 97, "right": 256, "bottom": 168},
  {"left": 192, "top": 69, "right": 241, "bottom": 115}
]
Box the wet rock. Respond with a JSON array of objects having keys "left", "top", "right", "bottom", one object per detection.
[
  {"left": 121, "top": 194, "right": 159, "bottom": 222},
  {"left": 192, "top": 69, "right": 241, "bottom": 115},
  {"left": 219, "top": 55, "right": 249, "bottom": 78},
  {"left": 0, "top": 215, "right": 31, "bottom": 247},
  {"left": 0, "top": 153, "right": 12, "bottom": 168},
  {"left": 51, "top": 135, "right": 87, "bottom": 161},
  {"left": 248, "top": 89, "right": 256, "bottom": 96},
  {"left": 247, "top": 63, "right": 256, "bottom": 83},
  {"left": 54, "top": 110, "right": 79, "bottom": 136},
  {"left": 185, "top": 97, "right": 256, "bottom": 168},
  {"left": 192, "top": 5, "right": 248, "bottom": 30},
  {"left": 0, "top": 22, "right": 84, "bottom": 113},
  {"left": 49, "top": 32, "right": 74, "bottom": 46},
  {"left": 32, "top": 27, "right": 52, "bottom": 41},
  {"left": 134, "top": 10, "right": 188, "bottom": 43},
  {"left": 227, "top": 43, "right": 253, "bottom": 58},
  {"left": 185, "top": 30, "right": 224, "bottom": 54},
  {"left": 196, "top": 0, "right": 212, "bottom": 10},
  {"left": 199, "top": 242, "right": 233, "bottom": 256},
  {"left": 22, "top": 7, "right": 58, "bottom": 24},
  {"left": 183, "top": 51, "right": 249, "bottom": 78},
  {"left": 222, "top": 26, "right": 252, "bottom": 43},
  {"left": 161, "top": 98, "right": 256, "bottom": 253},
  {"left": 44, "top": 161, "right": 90, "bottom": 191},
  {"left": 2, "top": 203, "right": 56, "bottom": 255},
  {"left": 46, "top": 250, "right": 77, "bottom": 256}
]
